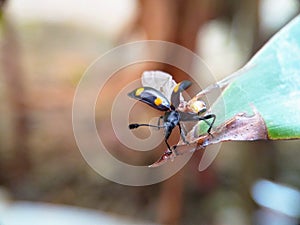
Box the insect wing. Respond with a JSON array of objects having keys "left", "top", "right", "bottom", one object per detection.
[
  {"left": 128, "top": 87, "right": 171, "bottom": 111},
  {"left": 141, "top": 71, "right": 177, "bottom": 100},
  {"left": 171, "top": 80, "right": 192, "bottom": 108}
]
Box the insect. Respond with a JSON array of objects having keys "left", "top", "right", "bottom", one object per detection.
[{"left": 128, "top": 80, "right": 216, "bottom": 151}]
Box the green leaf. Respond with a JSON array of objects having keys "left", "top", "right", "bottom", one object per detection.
[
  {"left": 203, "top": 15, "right": 300, "bottom": 140},
  {"left": 150, "top": 16, "right": 300, "bottom": 167}
]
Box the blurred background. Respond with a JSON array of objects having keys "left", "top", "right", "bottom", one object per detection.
[{"left": 0, "top": 0, "right": 300, "bottom": 224}]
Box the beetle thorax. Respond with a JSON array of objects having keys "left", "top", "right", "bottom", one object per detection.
[{"left": 164, "top": 110, "right": 180, "bottom": 127}]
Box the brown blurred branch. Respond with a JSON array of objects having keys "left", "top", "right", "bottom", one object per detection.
[
  {"left": 132, "top": 1, "right": 217, "bottom": 224},
  {"left": 0, "top": 3, "right": 31, "bottom": 185}
]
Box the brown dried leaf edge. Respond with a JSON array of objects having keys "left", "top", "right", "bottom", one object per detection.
[{"left": 150, "top": 106, "right": 268, "bottom": 167}]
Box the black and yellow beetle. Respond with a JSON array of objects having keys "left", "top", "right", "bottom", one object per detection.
[{"left": 128, "top": 80, "right": 216, "bottom": 151}]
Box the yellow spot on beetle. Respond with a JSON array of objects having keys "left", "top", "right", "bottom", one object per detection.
[
  {"left": 173, "top": 83, "right": 180, "bottom": 93},
  {"left": 135, "top": 87, "right": 144, "bottom": 96},
  {"left": 154, "top": 97, "right": 162, "bottom": 106}
]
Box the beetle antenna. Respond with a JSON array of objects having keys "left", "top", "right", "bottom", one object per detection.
[{"left": 129, "top": 123, "right": 164, "bottom": 130}]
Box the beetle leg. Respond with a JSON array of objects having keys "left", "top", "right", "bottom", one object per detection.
[
  {"left": 157, "top": 116, "right": 164, "bottom": 130},
  {"left": 178, "top": 122, "right": 189, "bottom": 144},
  {"left": 129, "top": 123, "right": 165, "bottom": 129},
  {"left": 164, "top": 139, "right": 172, "bottom": 151},
  {"left": 199, "top": 114, "right": 216, "bottom": 134},
  {"left": 202, "top": 119, "right": 212, "bottom": 127},
  {"left": 164, "top": 126, "right": 173, "bottom": 151},
  {"left": 181, "top": 122, "right": 188, "bottom": 136}
]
